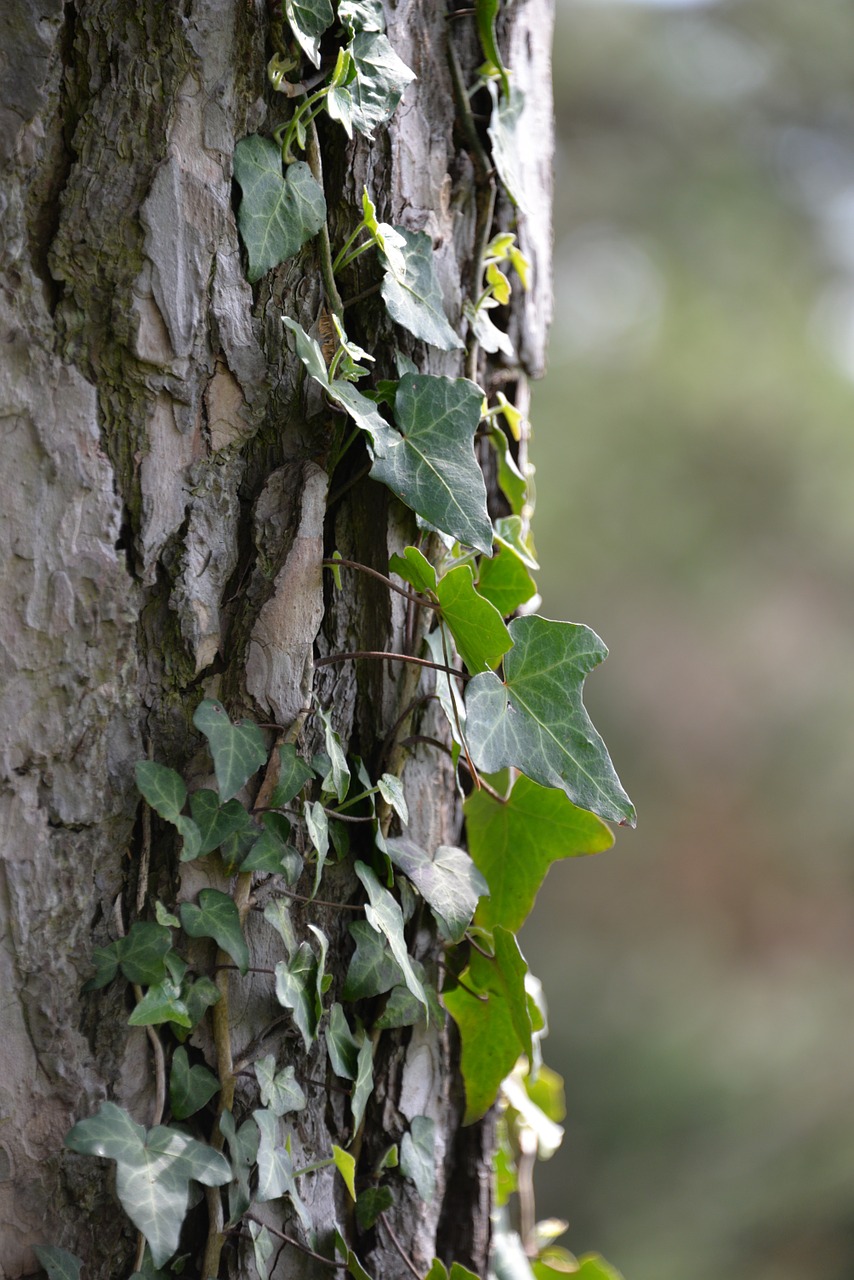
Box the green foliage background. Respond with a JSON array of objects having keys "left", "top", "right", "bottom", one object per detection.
[{"left": 527, "top": 2, "right": 854, "bottom": 1278}]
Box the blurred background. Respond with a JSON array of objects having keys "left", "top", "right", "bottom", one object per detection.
[{"left": 521, "top": 1, "right": 854, "bottom": 1277}]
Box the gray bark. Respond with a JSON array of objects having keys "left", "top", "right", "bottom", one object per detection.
[{"left": 0, "top": 0, "right": 552, "bottom": 1275}]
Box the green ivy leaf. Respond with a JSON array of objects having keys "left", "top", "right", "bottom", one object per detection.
[
  {"left": 134, "top": 761, "right": 186, "bottom": 821},
  {"left": 355, "top": 1184, "right": 394, "bottom": 1230},
  {"left": 465, "top": 773, "right": 613, "bottom": 934},
  {"left": 254, "top": 1054, "right": 307, "bottom": 1116},
  {"left": 238, "top": 813, "right": 296, "bottom": 875},
  {"left": 464, "top": 616, "right": 636, "bottom": 825},
  {"left": 65, "top": 1103, "right": 230, "bottom": 1268},
  {"left": 351, "top": 1029, "right": 374, "bottom": 1131},
  {"left": 180, "top": 889, "right": 250, "bottom": 975},
  {"left": 338, "top": 0, "right": 384, "bottom": 34},
  {"left": 388, "top": 545, "right": 437, "bottom": 594},
  {"left": 476, "top": 0, "right": 511, "bottom": 94},
  {"left": 192, "top": 699, "right": 267, "bottom": 803},
  {"left": 400, "top": 1115, "right": 435, "bottom": 1202},
  {"left": 83, "top": 943, "right": 120, "bottom": 992},
  {"left": 488, "top": 426, "right": 528, "bottom": 516},
  {"left": 435, "top": 565, "right": 512, "bottom": 674},
  {"left": 377, "top": 773, "right": 408, "bottom": 825},
  {"left": 344, "top": 920, "right": 405, "bottom": 1000},
  {"left": 494, "top": 515, "right": 538, "bottom": 571},
  {"left": 180, "top": 975, "right": 220, "bottom": 1032},
  {"left": 284, "top": 0, "right": 334, "bottom": 67},
  {"left": 270, "top": 742, "right": 315, "bottom": 807},
  {"left": 234, "top": 138, "right": 327, "bottom": 282},
  {"left": 128, "top": 979, "right": 192, "bottom": 1029},
  {"left": 334, "top": 1229, "right": 375, "bottom": 1280},
  {"left": 318, "top": 707, "right": 350, "bottom": 803},
  {"left": 325, "top": 1001, "right": 360, "bottom": 1079},
  {"left": 385, "top": 837, "right": 488, "bottom": 944},
  {"left": 354, "top": 862, "right": 427, "bottom": 1009},
  {"left": 380, "top": 228, "right": 464, "bottom": 351},
  {"left": 424, "top": 1263, "right": 481, "bottom": 1280},
  {"left": 305, "top": 799, "right": 330, "bottom": 897},
  {"left": 219, "top": 1110, "right": 259, "bottom": 1225},
  {"left": 117, "top": 922, "right": 173, "bottom": 987},
  {"left": 283, "top": 317, "right": 393, "bottom": 443},
  {"left": 248, "top": 1221, "right": 275, "bottom": 1275},
  {"left": 333, "top": 32, "right": 416, "bottom": 139},
  {"left": 487, "top": 82, "right": 530, "bottom": 214},
  {"left": 575, "top": 1258, "right": 626, "bottom": 1280},
  {"left": 169, "top": 1046, "right": 220, "bottom": 1119},
  {"left": 475, "top": 545, "right": 537, "bottom": 618},
  {"left": 33, "top": 1247, "right": 82, "bottom": 1280},
  {"left": 372, "top": 374, "right": 492, "bottom": 555},
  {"left": 264, "top": 898, "right": 298, "bottom": 958},
  {"left": 333, "top": 1144, "right": 357, "bottom": 1201},
  {"left": 275, "top": 941, "right": 320, "bottom": 1049},
  {"left": 188, "top": 790, "right": 253, "bottom": 858},
  {"left": 442, "top": 926, "right": 533, "bottom": 1124},
  {"left": 465, "top": 297, "right": 514, "bottom": 359},
  {"left": 253, "top": 1110, "right": 310, "bottom": 1228},
  {"left": 373, "top": 979, "right": 441, "bottom": 1030}
]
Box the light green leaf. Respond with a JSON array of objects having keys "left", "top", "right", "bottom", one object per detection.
[
  {"left": 253, "top": 1110, "right": 310, "bottom": 1228},
  {"left": 476, "top": 0, "right": 510, "bottom": 94},
  {"left": 377, "top": 1144, "right": 398, "bottom": 1171},
  {"left": 318, "top": 707, "right": 350, "bottom": 803},
  {"left": 134, "top": 761, "right": 186, "bottom": 821},
  {"left": 359, "top": 189, "right": 407, "bottom": 280},
  {"left": 465, "top": 297, "right": 515, "bottom": 359},
  {"left": 372, "top": 374, "right": 492, "bottom": 555},
  {"left": 344, "top": 920, "right": 404, "bottom": 1000},
  {"left": 338, "top": 0, "right": 384, "bottom": 34},
  {"left": 337, "top": 32, "right": 416, "bottom": 139},
  {"left": 464, "top": 616, "right": 636, "bottom": 826},
  {"left": 449, "top": 1266, "right": 481, "bottom": 1280},
  {"left": 270, "top": 742, "right": 315, "bottom": 807},
  {"left": 154, "top": 901, "right": 180, "bottom": 929},
  {"left": 169, "top": 1047, "right": 220, "bottom": 1119},
  {"left": 117, "top": 922, "right": 173, "bottom": 987},
  {"left": 334, "top": 1229, "right": 375, "bottom": 1280},
  {"left": 128, "top": 979, "right": 191, "bottom": 1029},
  {"left": 180, "top": 888, "right": 250, "bottom": 975},
  {"left": 380, "top": 228, "right": 464, "bottom": 351},
  {"left": 385, "top": 837, "right": 488, "bottom": 944},
  {"left": 332, "top": 1144, "right": 357, "bottom": 1201},
  {"left": 65, "top": 1103, "right": 230, "bottom": 1268},
  {"left": 435, "top": 565, "right": 512, "bottom": 674},
  {"left": 351, "top": 1030, "right": 374, "bottom": 1131},
  {"left": 388, "top": 545, "right": 437, "bottom": 594},
  {"left": 34, "top": 1247, "right": 82, "bottom": 1280},
  {"left": 355, "top": 1185, "right": 393, "bottom": 1230},
  {"left": 377, "top": 773, "right": 408, "bottom": 825},
  {"left": 475, "top": 546, "right": 537, "bottom": 618},
  {"left": 275, "top": 941, "right": 320, "bottom": 1049},
  {"left": 325, "top": 1002, "right": 360, "bottom": 1079},
  {"left": 465, "top": 773, "right": 613, "bottom": 934},
  {"left": 424, "top": 1262, "right": 448, "bottom": 1280},
  {"left": 192, "top": 699, "right": 267, "bottom": 803},
  {"left": 576, "top": 1258, "right": 627, "bottom": 1280},
  {"left": 234, "top": 138, "right": 326, "bottom": 281},
  {"left": 494, "top": 515, "right": 538, "bottom": 570},
  {"left": 442, "top": 926, "right": 533, "bottom": 1124},
  {"left": 487, "top": 82, "right": 530, "bottom": 214},
  {"left": 219, "top": 1110, "right": 259, "bottom": 1224},
  {"left": 284, "top": 0, "right": 334, "bottom": 67},
  {"left": 354, "top": 862, "right": 427, "bottom": 1009},
  {"left": 400, "top": 1115, "right": 435, "bottom": 1202},
  {"left": 254, "top": 1054, "right": 307, "bottom": 1116},
  {"left": 488, "top": 427, "right": 528, "bottom": 516},
  {"left": 189, "top": 789, "right": 253, "bottom": 857}
]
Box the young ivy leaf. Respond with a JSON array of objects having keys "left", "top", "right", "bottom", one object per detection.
[
  {"left": 318, "top": 707, "right": 350, "bottom": 803},
  {"left": 385, "top": 837, "right": 488, "bottom": 944},
  {"left": 465, "top": 616, "right": 636, "bottom": 826},
  {"left": 305, "top": 799, "right": 330, "bottom": 898},
  {"left": 219, "top": 1109, "right": 259, "bottom": 1225},
  {"left": 354, "top": 862, "right": 427, "bottom": 1009},
  {"left": 180, "top": 889, "right": 250, "bottom": 975},
  {"left": 233, "top": 138, "right": 326, "bottom": 282},
  {"left": 465, "top": 773, "right": 614, "bottom": 934},
  {"left": 388, "top": 544, "right": 437, "bottom": 595},
  {"left": 400, "top": 1115, "right": 436, "bottom": 1203},
  {"left": 65, "top": 1102, "right": 231, "bottom": 1268},
  {"left": 475, "top": 0, "right": 511, "bottom": 95},
  {"left": 475, "top": 545, "right": 537, "bottom": 618},
  {"left": 127, "top": 978, "right": 192, "bottom": 1030},
  {"left": 377, "top": 773, "right": 408, "bottom": 825},
  {"left": 332, "top": 1144, "right": 357, "bottom": 1201},
  {"left": 434, "top": 564, "right": 512, "bottom": 674},
  {"left": 494, "top": 514, "right": 538, "bottom": 570},
  {"left": 248, "top": 1221, "right": 275, "bottom": 1276},
  {"left": 33, "top": 1248, "right": 82, "bottom": 1280},
  {"left": 330, "top": 32, "right": 416, "bottom": 140},
  {"left": 192, "top": 699, "right": 266, "bottom": 803},
  {"left": 487, "top": 425, "right": 528, "bottom": 516},
  {"left": 284, "top": 0, "right": 334, "bottom": 67},
  {"left": 380, "top": 227, "right": 464, "bottom": 351},
  {"left": 464, "top": 297, "right": 515, "bottom": 359},
  {"left": 169, "top": 1046, "right": 220, "bottom": 1120}
]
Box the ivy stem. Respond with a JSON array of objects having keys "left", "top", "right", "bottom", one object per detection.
[
  {"left": 306, "top": 120, "right": 344, "bottom": 317},
  {"left": 315, "top": 650, "right": 468, "bottom": 680},
  {"left": 379, "top": 1214, "right": 421, "bottom": 1280},
  {"left": 243, "top": 1215, "right": 349, "bottom": 1269},
  {"left": 263, "top": 886, "right": 364, "bottom": 912},
  {"left": 332, "top": 220, "right": 369, "bottom": 273},
  {"left": 323, "top": 556, "right": 440, "bottom": 609},
  {"left": 334, "top": 238, "right": 376, "bottom": 275}
]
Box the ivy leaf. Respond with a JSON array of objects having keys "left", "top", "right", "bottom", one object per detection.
[
  {"left": 318, "top": 707, "right": 350, "bottom": 803},
  {"left": 253, "top": 1110, "right": 310, "bottom": 1228},
  {"left": 487, "top": 82, "right": 530, "bottom": 214},
  {"left": 336, "top": 32, "right": 416, "bottom": 139},
  {"left": 219, "top": 1110, "right": 259, "bottom": 1224},
  {"left": 239, "top": 813, "right": 297, "bottom": 875},
  {"left": 465, "top": 298, "right": 514, "bottom": 359},
  {"left": 192, "top": 699, "right": 267, "bottom": 802},
  {"left": 377, "top": 773, "right": 408, "bottom": 825},
  {"left": 494, "top": 514, "right": 538, "bottom": 571},
  {"left": 388, "top": 545, "right": 437, "bottom": 594},
  {"left": 305, "top": 799, "right": 330, "bottom": 897},
  {"left": 248, "top": 1221, "right": 274, "bottom": 1276},
  {"left": 475, "top": 545, "right": 537, "bottom": 618},
  {"left": 264, "top": 898, "right": 298, "bottom": 959},
  {"left": 354, "top": 862, "right": 427, "bottom": 1009},
  {"left": 169, "top": 1047, "right": 220, "bottom": 1119},
  {"left": 189, "top": 790, "right": 253, "bottom": 857},
  {"left": 400, "top": 1115, "right": 435, "bottom": 1203},
  {"left": 65, "top": 1103, "right": 230, "bottom": 1268},
  {"left": 476, "top": 0, "right": 511, "bottom": 94},
  {"left": 344, "top": 920, "right": 405, "bottom": 1000},
  {"left": 270, "top": 742, "right": 315, "bottom": 808},
  {"left": 575, "top": 1256, "right": 627, "bottom": 1280},
  {"left": 338, "top": 0, "right": 384, "bottom": 34},
  {"left": 254, "top": 1054, "right": 307, "bottom": 1116},
  {"left": 134, "top": 762, "right": 186, "bottom": 821},
  {"left": 325, "top": 1002, "right": 360, "bottom": 1079},
  {"left": 435, "top": 565, "right": 512, "bottom": 674},
  {"left": 380, "top": 228, "right": 464, "bottom": 351},
  {"left": 442, "top": 926, "right": 533, "bottom": 1124},
  {"left": 283, "top": 317, "right": 392, "bottom": 441},
  {"left": 488, "top": 426, "right": 528, "bottom": 516},
  {"left": 464, "top": 616, "right": 636, "bottom": 826},
  {"left": 355, "top": 1185, "right": 393, "bottom": 1230},
  {"left": 373, "top": 979, "right": 441, "bottom": 1030},
  {"left": 180, "top": 889, "right": 250, "bottom": 975},
  {"left": 424, "top": 1263, "right": 481, "bottom": 1280},
  {"left": 275, "top": 941, "right": 320, "bottom": 1049},
  {"left": 372, "top": 374, "right": 492, "bottom": 555},
  {"left": 181, "top": 976, "right": 221, "bottom": 1031},
  {"left": 465, "top": 773, "right": 613, "bottom": 934},
  {"left": 128, "top": 978, "right": 192, "bottom": 1029},
  {"left": 284, "top": 0, "right": 334, "bottom": 67},
  {"left": 351, "top": 1029, "right": 374, "bottom": 1131},
  {"left": 334, "top": 1229, "right": 375, "bottom": 1280},
  {"left": 33, "top": 1247, "right": 82, "bottom": 1280},
  {"left": 332, "top": 1144, "right": 357, "bottom": 1201},
  {"left": 385, "top": 837, "right": 487, "bottom": 944},
  {"left": 117, "top": 922, "right": 173, "bottom": 987},
  {"left": 234, "top": 138, "right": 326, "bottom": 281}
]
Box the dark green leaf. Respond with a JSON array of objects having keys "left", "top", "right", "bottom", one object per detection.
[
  {"left": 386, "top": 837, "right": 488, "bottom": 944},
  {"left": 234, "top": 139, "right": 326, "bottom": 281},
  {"left": 465, "top": 773, "right": 613, "bottom": 934},
  {"left": 65, "top": 1103, "right": 230, "bottom": 1268},
  {"left": 325, "top": 1002, "right": 360, "bottom": 1079},
  {"left": 128, "top": 979, "right": 192, "bottom": 1029},
  {"left": 34, "top": 1247, "right": 82, "bottom": 1280},
  {"left": 487, "top": 82, "right": 529, "bottom": 214},
  {"left": 373, "top": 980, "right": 441, "bottom": 1030},
  {"left": 116, "top": 923, "right": 173, "bottom": 987},
  {"left": 83, "top": 942, "right": 120, "bottom": 991},
  {"left": 275, "top": 941, "right": 320, "bottom": 1049},
  {"left": 388, "top": 545, "right": 437, "bottom": 594},
  {"left": 270, "top": 742, "right": 315, "bottom": 807},
  {"left": 351, "top": 1029, "right": 374, "bottom": 1131},
  {"left": 180, "top": 889, "right": 250, "bottom": 974},
  {"left": 380, "top": 228, "right": 464, "bottom": 351},
  {"left": 475, "top": 546, "right": 537, "bottom": 617},
  {"left": 435, "top": 565, "right": 512, "bottom": 673},
  {"left": 488, "top": 427, "right": 528, "bottom": 516},
  {"left": 355, "top": 1184, "right": 393, "bottom": 1230},
  {"left": 169, "top": 1046, "right": 220, "bottom": 1119},
  {"left": 181, "top": 976, "right": 220, "bottom": 1031},
  {"left": 354, "top": 862, "right": 427, "bottom": 1008},
  {"left": 284, "top": 0, "right": 334, "bottom": 67},
  {"left": 442, "top": 926, "right": 532, "bottom": 1124},
  {"left": 400, "top": 1115, "right": 435, "bottom": 1202},
  {"left": 135, "top": 761, "right": 186, "bottom": 821},
  {"left": 254, "top": 1054, "right": 307, "bottom": 1116},
  {"left": 239, "top": 813, "right": 295, "bottom": 874},
  {"left": 192, "top": 699, "right": 267, "bottom": 802},
  {"left": 464, "top": 616, "right": 636, "bottom": 825},
  {"left": 188, "top": 790, "right": 253, "bottom": 857},
  {"left": 344, "top": 920, "right": 405, "bottom": 1000}
]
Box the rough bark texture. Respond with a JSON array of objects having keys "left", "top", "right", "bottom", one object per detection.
[{"left": 0, "top": 0, "right": 553, "bottom": 1275}]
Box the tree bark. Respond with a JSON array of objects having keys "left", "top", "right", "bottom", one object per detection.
[{"left": 0, "top": 0, "right": 553, "bottom": 1275}]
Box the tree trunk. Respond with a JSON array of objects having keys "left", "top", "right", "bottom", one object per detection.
[{"left": 0, "top": 0, "right": 553, "bottom": 1275}]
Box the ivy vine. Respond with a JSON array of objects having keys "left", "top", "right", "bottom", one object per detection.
[{"left": 38, "top": 4, "right": 633, "bottom": 1280}]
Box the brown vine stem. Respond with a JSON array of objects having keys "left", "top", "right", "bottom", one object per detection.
[
  {"left": 323, "top": 557, "right": 441, "bottom": 609},
  {"left": 244, "top": 1215, "right": 349, "bottom": 1269},
  {"left": 379, "top": 1213, "right": 421, "bottom": 1280},
  {"left": 270, "top": 886, "right": 364, "bottom": 912},
  {"left": 315, "top": 650, "right": 469, "bottom": 681}
]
